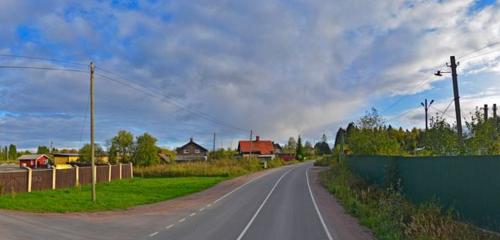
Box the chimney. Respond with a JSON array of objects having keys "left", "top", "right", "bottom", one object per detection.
[
  {"left": 190, "top": 137, "right": 193, "bottom": 142},
  {"left": 256, "top": 136, "right": 260, "bottom": 141}
]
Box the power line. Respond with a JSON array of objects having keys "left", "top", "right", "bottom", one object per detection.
[
  {"left": 381, "top": 78, "right": 432, "bottom": 114},
  {"left": 460, "top": 48, "right": 500, "bottom": 62},
  {"left": 0, "top": 65, "right": 87, "bottom": 73},
  {"left": 95, "top": 72, "right": 249, "bottom": 133},
  {"left": 0, "top": 54, "right": 88, "bottom": 67},
  {"left": 458, "top": 40, "right": 500, "bottom": 60}
]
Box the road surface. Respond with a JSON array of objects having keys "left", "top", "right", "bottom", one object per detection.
[{"left": 0, "top": 162, "right": 372, "bottom": 240}]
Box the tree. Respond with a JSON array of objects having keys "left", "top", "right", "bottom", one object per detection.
[
  {"left": 285, "top": 137, "right": 297, "bottom": 155},
  {"left": 314, "top": 134, "right": 332, "bottom": 155},
  {"left": 8, "top": 144, "right": 17, "bottom": 160},
  {"left": 79, "top": 144, "right": 105, "bottom": 164},
  {"left": 296, "top": 135, "right": 304, "bottom": 161},
  {"left": 108, "top": 130, "right": 134, "bottom": 163},
  {"left": 303, "top": 141, "right": 315, "bottom": 158},
  {"left": 37, "top": 146, "right": 50, "bottom": 154},
  {"left": 420, "top": 114, "right": 460, "bottom": 155},
  {"left": 133, "top": 133, "right": 160, "bottom": 166}
]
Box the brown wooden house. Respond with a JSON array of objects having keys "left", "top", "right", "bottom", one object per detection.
[{"left": 175, "top": 138, "right": 208, "bottom": 161}]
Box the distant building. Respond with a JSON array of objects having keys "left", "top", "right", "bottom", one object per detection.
[
  {"left": 238, "top": 136, "right": 275, "bottom": 160},
  {"left": 18, "top": 154, "right": 50, "bottom": 168},
  {"left": 53, "top": 153, "right": 80, "bottom": 165},
  {"left": 175, "top": 138, "right": 208, "bottom": 161},
  {"left": 273, "top": 143, "right": 294, "bottom": 161}
]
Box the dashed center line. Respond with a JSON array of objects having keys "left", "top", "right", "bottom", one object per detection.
[
  {"left": 190, "top": 212, "right": 196, "bottom": 217},
  {"left": 166, "top": 224, "right": 174, "bottom": 229},
  {"left": 179, "top": 218, "right": 186, "bottom": 223},
  {"left": 199, "top": 207, "right": 205, "bottom": 212},
  {"left": 207, "top": 203, "right": 212, "bottom": 207},
  {"left": 149, "top": 232, "right": 159, "bottom": 237}
]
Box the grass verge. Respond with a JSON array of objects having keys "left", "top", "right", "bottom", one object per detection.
[
  {"left": 320, "top": 161, "right": 500, "bottom": 240},
  {"left": 0, "top": 177, "right": 225, "bottom": 212}
]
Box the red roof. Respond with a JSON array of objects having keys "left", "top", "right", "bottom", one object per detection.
[{"left": 238, "top": 139, "right": 274, "bottom": 155}]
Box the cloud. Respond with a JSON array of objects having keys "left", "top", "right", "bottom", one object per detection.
[{"left": 0, "top": 0, "right": 499, "bottom": 148}]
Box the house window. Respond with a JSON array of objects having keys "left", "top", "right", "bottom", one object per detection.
[
  {"left": 195, "top": 149, "right": 200, "bottom": 154},
  {"left": 184, "top": 149, "right": 189, "bottom": 154}
]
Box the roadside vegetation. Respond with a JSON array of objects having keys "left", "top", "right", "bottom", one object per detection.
[
  {"left": 0, "top": 177, "right": 225, "bottom": 212},
  {"left": 333, "top": 108, "right": 500, "bottom": 157},
  {"left": 320, "top": 161, "right": 500, "bottom": 240},
  {"left": 320, "top": 108, "right": 500, "bottom": 239}
]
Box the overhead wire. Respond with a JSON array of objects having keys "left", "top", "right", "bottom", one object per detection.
[
  {"left": 0, "top": 54, "right": 88, "bottom": 67},
  {"left": 94, "top": 72, "right": 250, "bottom": 134}
]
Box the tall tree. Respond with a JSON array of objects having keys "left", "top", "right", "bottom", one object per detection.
[
  {"left": 37, "top": 145, "right": 50, "bottom": 154},
  {"left": 285, "top": 137, "right": 297, "bottom": 155},
  {"left": 133, "top": 133, "right": 160, "bottom": 166},
  {"left": 8, "top": 144, "right": 17, "bottom": 160},
  {"left": 79, "top": 144, "right": 105, "bottom": 164},
  {"left": 109, "top": 130, "right": 134, "bottom": 163},
  {"left": 296, "top": 135, "right": 304, "bottom": 161}
]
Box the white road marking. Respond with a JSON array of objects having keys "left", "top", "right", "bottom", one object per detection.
[
  {"left": 199, "top": 207, "right": 205, "bottom": 212},
  {"left": 236, "top": 167, "right": 294, "bottom": 240},
  {"left": 306, "top": 167, "right": 334, "bottom": 240},
  {"left": 207, "top": 203, "right": 212, "bottom": 207},
  {"left": 190, "top": 212, "right": 196, "bottom": 217},
  {"left": 149, "top": 232, "right": 159, "bottom": 237},
  {"left": 166, "top": 224, "right": 174, "bottom": 229},
  {"left": 179, "top": 218, "right": 186, "bottom": 223}
]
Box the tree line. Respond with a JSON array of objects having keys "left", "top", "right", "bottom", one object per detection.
[{"left": 334, "top": 108, "right": 500, "bottom": 156}]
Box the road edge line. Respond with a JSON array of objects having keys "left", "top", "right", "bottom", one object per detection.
[
  {"left": 306, "top": 167, "right": 334, "bottom": 240},
  {"left": 236, "top": 167, "right": 294, "bottom": 240}
]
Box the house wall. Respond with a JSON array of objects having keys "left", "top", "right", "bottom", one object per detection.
[{"left": 177, "top": 143, "right": 207, "bottom": 157}]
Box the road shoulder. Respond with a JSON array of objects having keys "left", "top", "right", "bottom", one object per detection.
[{"left": 309, "top": 166, "right": 374, "bottom": 240}]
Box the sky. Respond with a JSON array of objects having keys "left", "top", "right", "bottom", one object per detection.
[{"left": 0, "top": 0, "right": 499, "bottom": 150}]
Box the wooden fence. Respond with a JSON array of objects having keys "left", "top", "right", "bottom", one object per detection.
[{"left": 0, "top": 163, "right": 133, "bottom": 195}]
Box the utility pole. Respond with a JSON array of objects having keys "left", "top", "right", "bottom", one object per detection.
[
  {"left": 213, "top": 132, "right": 216, "bottom": 152},
  {"left": 449, "top": 56, "right": 463, "bottom": 145},
  {"left": 249, "top": 130, "right": 253, "bottom": 158},
  {"left": 493, "top": 104, "right": 497, "bottom": 119},
  {"left": 483, "top": 104, "right": 489, "bottom": 121},
  {"left": 421, "top": 99, "right": 434, "bottom": 131},
  {"left": 90, "top": 62, "right": 96, "bottom": 202}
]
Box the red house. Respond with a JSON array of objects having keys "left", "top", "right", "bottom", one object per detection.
[
  {"left": 238, "top": 136, "right": 275, "bottom": 160},
  {"left": 18, "top": 154, "right": 50, "bottom": 168}
]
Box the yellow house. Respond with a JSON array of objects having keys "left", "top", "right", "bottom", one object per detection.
[{"left": 53, "top": 153, "right": 80, "bottom": 165}]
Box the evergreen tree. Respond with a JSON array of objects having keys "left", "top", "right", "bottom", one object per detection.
[
  {"left": 8, "top": 144, "right": 17, "bottom": 160},
  {"left": 296, "top": 135, "right": 304, "bottom": 161}
]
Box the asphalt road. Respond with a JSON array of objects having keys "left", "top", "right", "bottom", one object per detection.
[
  {"left": 0, "top": 162, "right": 372, "bottom": 240},
  {"left": 149, "top": 163, "right": 330, "bottom": 240}
]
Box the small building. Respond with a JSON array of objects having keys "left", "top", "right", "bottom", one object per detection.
[
  {"left": 238, "top": 136, "right": 275, "bottom": 160},
  {"left": 53, "top": 153, "right": 80, "bottom": 165},
  {"left": 175, "top": 138, "right": 208, "bottom": 161},
  {"left": 18, "top": 154, "right": 50, "bottom": 168}
]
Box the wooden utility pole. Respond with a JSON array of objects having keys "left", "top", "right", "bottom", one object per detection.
[
  {"left": 449, "top": 56, "right": 463, "bottom": 145},
  {"left": 421, "top": 99, "right": 434, "bottom": 131},
  {"left": 212, "top": 132, "right": 215, "bottom": 154},
  {"left": 249, "top": 130, "right": 253, "bottom": 158},
  {"left": 90, "top": 62, "right": 96, "bottom": 202},
  {"left": 483, "top": 104, "right": 489, "bottom": 121},
  {"left": 493, "top": 104, "right": 497, "bottom": 119}
]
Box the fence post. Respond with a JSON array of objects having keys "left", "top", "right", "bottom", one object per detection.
[
  {"left": 25, "top": 167, "right": 32, "bottom": 193},
  {"left": 130, "top": 162, "right": 133, "bottom": 179},
  {"left": 119, "top": 163, "right": 123, "bottom": 180},
  {"left": 108, "top": 163, "right": 112, "bottom": 182},
  {"left": 75, "top": 166, "right": 79, "bottom": 187},
  {"left": 52, "top": 168, "right": 57, "bottom": 190}
]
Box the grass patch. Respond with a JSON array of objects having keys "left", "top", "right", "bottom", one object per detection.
[
  {"left": 320, "top": 161, "right": 500, "bottom": 240},
  {"left": 0, "top": 177, "right": 225, "bottom": 213},
  {"left": 135, "top": 158, "right": 294, "bottom": 178}
]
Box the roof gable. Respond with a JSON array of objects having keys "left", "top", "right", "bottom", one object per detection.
[
  {"left": 238, "top": 140, "right": 274, "bottom": 155},
  {"left": 177, "top": 139, "right": 208, "bottom": 152}
]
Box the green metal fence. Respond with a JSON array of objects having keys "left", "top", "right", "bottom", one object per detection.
[{"left": 347, "top": 155, "right": 500, "bottom": 232}]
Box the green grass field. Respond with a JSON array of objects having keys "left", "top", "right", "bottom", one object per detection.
[{"left": 0, "top": 177, "right": 226, "bottom": 212}]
